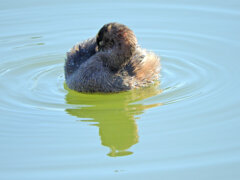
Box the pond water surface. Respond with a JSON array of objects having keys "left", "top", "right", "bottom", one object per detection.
[{"left": 1, "top": 0, "right": 240, "bottom": 180}]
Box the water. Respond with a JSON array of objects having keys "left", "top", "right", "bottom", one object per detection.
[{"left": 1, "top": 0, "right": 240, "bottom": 179}]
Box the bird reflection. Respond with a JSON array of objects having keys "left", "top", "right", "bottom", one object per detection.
[{"left": 65, "top": 83, "right": 162, "bottom": 157}]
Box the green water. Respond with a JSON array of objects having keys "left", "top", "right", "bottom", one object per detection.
[{"left": 1, "top": 0, "right": 240, "bottom": 179}]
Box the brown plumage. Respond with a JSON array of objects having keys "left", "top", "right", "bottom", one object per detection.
[{"left": 64, "top": 22, "right": 160, "bottom": 93}]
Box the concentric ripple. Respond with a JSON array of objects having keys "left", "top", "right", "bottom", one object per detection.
[
  {"left": 157, "top": 50, "right": 224, "bottom": 105},
  {"left": 0, "top": 38, "right": 225, "bottom": 114},
  {"left": 0, "top": 55, "right": 67, "bottom": 113}
]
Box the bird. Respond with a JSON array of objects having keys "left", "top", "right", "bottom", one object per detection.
[{"left": 64, "top": 22, "right": 160, "bottom": 93}]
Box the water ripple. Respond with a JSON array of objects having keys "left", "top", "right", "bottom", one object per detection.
[{"left": 0, "top": 34, "right": 225, "bottom": 115}]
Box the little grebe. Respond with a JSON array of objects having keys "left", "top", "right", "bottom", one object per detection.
[{"left": 64, "top": 23, "right": 160, "bottom": 93}]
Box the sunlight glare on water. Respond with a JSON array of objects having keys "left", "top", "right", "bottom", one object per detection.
[{"left": 1, "top": 0, "right": 240, "bottom": 180}]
